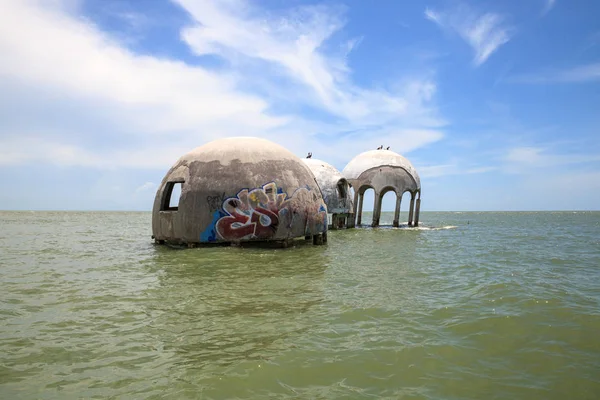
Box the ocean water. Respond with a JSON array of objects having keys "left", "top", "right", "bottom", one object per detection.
[{"left": 0, "top": 211, "right": 599, "bottom": 399}]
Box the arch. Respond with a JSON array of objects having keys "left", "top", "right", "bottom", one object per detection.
[
  {"left": 359, "top": 165, "right": 420, "bottom": 192},
  {"left": 348, "top": 183, "right": 356, "bottom": 208},
  {"left": 357, "top": 186, "right": 375, "bottom": 226},
  {"left": 380, "top": 185, "right": 398, "bottom": 197},
  {"left": 342, "top": 150, "right": 421, "bottom": 188},
  {"left": 397, "top": 190, "right": 413, "bottom": 227},
  {"left": 380, "top": 189, "right": 398, "bottom": 226},
  {"left": 358, "top": 184, "right": 375, "bottom": 195}
]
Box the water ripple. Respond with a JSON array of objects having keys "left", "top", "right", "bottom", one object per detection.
[{"left": 1, "top": 211, "right": 599, "bottom": 399}]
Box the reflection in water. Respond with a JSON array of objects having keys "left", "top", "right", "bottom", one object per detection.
[{"left": 142, "top": 243, "right": 329, "bottom": 371}]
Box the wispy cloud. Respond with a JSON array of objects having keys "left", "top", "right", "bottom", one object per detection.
[
  {"left": 424, "top": 5, "right": 513, "bottom": 66},
  {"left": 0, "top": 0, "right": 445, "bottom": 172},
  {"left": 418, "top": 163, "right": 496, "bottom": 178},
  {"left": 504, "top": 146, "right": 600, "bottom": 173},
  {"left": 510, "top": 63, "right": 600, "bottom": 84},
  {"left": 541, "top": 0, "right": 556, "bottom": 16},
  {"left": 177, "top": 0, "right": 439, "bottom": 124},
  {"left": 135, "top": 182, "right": 156, "bottom": 193}
]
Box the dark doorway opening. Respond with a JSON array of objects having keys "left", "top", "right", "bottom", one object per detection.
[{"left": 161, "top": 182, "right": 183, "bottom": 211}]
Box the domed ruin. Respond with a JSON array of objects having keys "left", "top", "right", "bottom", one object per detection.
[
  {"left": 302, "top": 158, "right": 354, "bottom": 229},
  {"left": 342, "top": 149, "right": 421, "bottom": 227},
  {"left": 152, "top": 137, "right": 328, "bottom": 246}
]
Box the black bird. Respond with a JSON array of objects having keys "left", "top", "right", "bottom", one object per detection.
[
  {"left": 377, "top": 145, "right": 383, "bottom": 150},
  {"left": 306, "top": 152, "right": 312, "bottom": 159},
  {"left": 386, "top": 146, "right": 390, "bottom": 150}
]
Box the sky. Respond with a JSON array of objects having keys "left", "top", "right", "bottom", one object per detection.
[{"left": 0, "top": 0, "right": 599, "bottom": 211}]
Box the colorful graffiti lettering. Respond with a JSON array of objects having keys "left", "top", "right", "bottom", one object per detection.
[
  {"left": 201, "top": 182, "right": 327, "bottom": 242},
  {"left": 216, "top": 182, "right": 286, "bottom": 240}
]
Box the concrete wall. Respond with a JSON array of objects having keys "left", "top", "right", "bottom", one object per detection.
[{"left": 152, "top": 154, "right": 328, "bottom": 245}]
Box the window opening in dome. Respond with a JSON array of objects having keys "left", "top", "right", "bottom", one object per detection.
[{"left": 161, "top": 181, "right": 183, "bottom": 211}]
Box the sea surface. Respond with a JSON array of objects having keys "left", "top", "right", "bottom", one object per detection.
[{"left": 1, "top": 211, "right": 599, "bottom": 399}]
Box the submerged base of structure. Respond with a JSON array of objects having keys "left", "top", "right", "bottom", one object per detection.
[
  {"left": 329, "top": 213, "right": 355, "bottom": 230},
  {"left": 154, "top": 234, "right": 327, "bottom": 248}
]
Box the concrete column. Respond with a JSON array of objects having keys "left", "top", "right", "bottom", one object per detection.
[
  {"left": 408, "top": 194, "right": 415, "bottom": 227},
  {"left": 352, "top": 189, "right": 359, "bottom": 226},
  {"left": 346, "top": 213, "right": 355, "bottom": 228},
  {"left": 330, "top": 214, "right": 338, "bottom": 231},
  {"left": 371, "top": 192, "right": 381, "bottom": 227},
  {"left": 414, "top": 199, "right": 421, "bottom": 227},
  {"left": 393, "top": 195, "right": 402, "bottom": 227},
  {"left": 313, "top": 234, "right": 325, "bottom": 245},
  {"left": 357, "top": 193, "right": 364, "bottom": 225}
]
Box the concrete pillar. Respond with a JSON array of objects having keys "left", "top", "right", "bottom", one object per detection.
[
  {"left": 371, "top": 192, "right": 381, "bottom": 227},
  {"left": 346, "top": 213, "right": 355, "bottom": 228},
  {"left": 352, "top": 189, "right": 359, "bottom": 215},
  {"left": 357, "top": 193, "right": 364, "bottom": 225},
  {"left": 414, "top": 199, "right": 421, "bottom": 227},
  {"left": 393, "top": 195, "right": 402, "bottom": 227},
  {"left": 313, "top": 234, "right": 324, "bottom": 245},
  {"left": 330, "top": 214, "right": 338, "bottom": 231},
  {"left": 408, "top": 194, "right": 415, "bottom": 227}
]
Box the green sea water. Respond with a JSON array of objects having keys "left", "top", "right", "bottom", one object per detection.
[{"left": 1, "top": 211, "right": 599, "bottom": 399}]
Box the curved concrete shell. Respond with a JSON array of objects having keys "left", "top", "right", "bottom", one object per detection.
[
  {"left": 302, "top": 158, "right": 354, "bottom": 229},
  {"left": 342, "top": 150, "right": 422, "bottom": 227},
  {"left": 152, "top": 137, "right": 328, "bottom": 246}
]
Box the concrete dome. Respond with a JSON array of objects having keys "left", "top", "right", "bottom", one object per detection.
[
  {"left": 152, "top": 137, "right": 327, "bottom": 245},
  {"left": 302, "top": 158, "right": 353, "bottom": 214},
  {"left": 342, "top": 149, "right": 422, "bottom": 228},
  {"left": 342, "top": 149, "right": 420, "bottom": 188}
]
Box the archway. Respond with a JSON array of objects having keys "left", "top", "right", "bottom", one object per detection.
[
  {"left": 398, "top": 191, "right": 413, "bottom": 226},
  {"left": 380, "top": 188, "right": 398, "bottom": 226},
  {"left": 357, "top": 186, "right": 375, "bottom": 226}
]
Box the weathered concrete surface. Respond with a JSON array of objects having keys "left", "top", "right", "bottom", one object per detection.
[
  {"left": 342, "top": 150, "right": 421, "bottom": 227},
  {"left": 343, "top": 150, "right": 420, "bottom": 188},
  {"left": 152, "top": 137, "right": 328, "bottom": 245},
  {"left": 302, "top": 158, "right": 354, "bottom": 229}
]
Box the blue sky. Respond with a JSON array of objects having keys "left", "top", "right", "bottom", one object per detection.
[{"left": 0, "top": 0, "right": 598, "bottom": 211}]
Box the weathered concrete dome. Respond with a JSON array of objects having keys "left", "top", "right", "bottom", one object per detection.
[
  {"left": 343, "top": 150, "right": 420, "bottom": 189},
  {"left": 152, "top": 137, "right": 328, "bottom": 245},
  {"left": 302, "top": 158, "right": 353, "bottom": 214},
  {"left": 342, "top": 149, "right": 422, "bottom": 227}
]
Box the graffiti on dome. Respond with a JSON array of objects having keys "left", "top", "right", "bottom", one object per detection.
[{"left": 200, "top": 182, "right": 327, "bottom": 242}]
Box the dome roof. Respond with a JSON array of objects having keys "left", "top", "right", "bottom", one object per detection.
[
  {"left": 342, "top": 149, "right": 420, "bottom": 188},
  {"left": 302, "top": 158, "right": 345, "bottom": 188},
  {"left": 152, "top": 137, "right": 327, "bottom": 244},
  {"left": 302, "top": 158, "right": 352, "bottom": 213},
  {"left": 179, "top": 137, "right": 299, "bottom": 165}
]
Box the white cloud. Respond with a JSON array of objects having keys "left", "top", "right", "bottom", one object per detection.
[
  {"left": 0, "top": 1, "right": 284, "bottom": 132},
  {"left": 504, "top": 146, "right": 600, "bottom": 173},
  {"left": 0, "top": 0, "right": 444, "bottom": 172},
  {"left": 542, "top": 0, "right": 556, "bottom": 15},
  {"left": 177, "top": 0, "right": 442, "bottom": 124},
  {"left": 135, "top": 182, "right": 156, "bottom": 193},
  {"left": 510, "top": 63, "right": 600, "bottom": 84},
  {"left": 418, "top": 163, "right": 496, "bottom": 178},
  {"left": 425, "top": 5, "right": 513, "bottom": 66}
]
